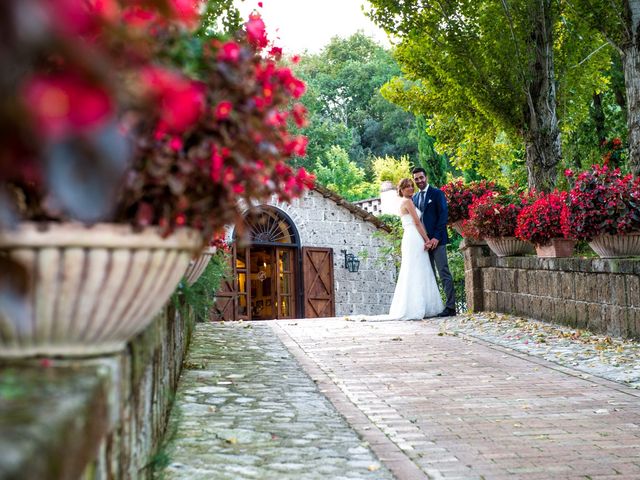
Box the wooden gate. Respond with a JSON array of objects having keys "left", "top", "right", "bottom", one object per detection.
[
  {"left": 211, "top": 249, "right": 236, "bottom": 321},
  {"left": 302, "top": 247, "right": 335, "bottom": 318}
]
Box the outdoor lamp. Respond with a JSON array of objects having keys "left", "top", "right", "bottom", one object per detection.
[{"left": 340, "top": 249, "right": 360, "bottom": 273}]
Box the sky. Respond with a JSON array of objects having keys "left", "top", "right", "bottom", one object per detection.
[{"left": 234, "top": 0, "right": 391, "bottom": 54}]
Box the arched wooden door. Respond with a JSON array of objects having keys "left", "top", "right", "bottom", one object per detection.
[
  {"left": 213, "top": 207, "right": 337, "bottom": 321},
  {"left": 213, "top": 207, "right": 302, "bottom": 320}
]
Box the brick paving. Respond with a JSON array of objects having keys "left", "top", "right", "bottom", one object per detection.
[
  {"left": 159, "top": 322, "right": 393, "bottom": 480},
  {"left": 273, "top": 318, "right": 640, "bottom": 480}
]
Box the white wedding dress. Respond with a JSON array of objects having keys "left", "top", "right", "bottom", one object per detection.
[{"left": 387, "top": 210, "right": 444, "bottom": 320}]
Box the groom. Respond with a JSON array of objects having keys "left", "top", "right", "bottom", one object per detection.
[{"left": 412, "top": 167, "right": 456, "bottom": 317}]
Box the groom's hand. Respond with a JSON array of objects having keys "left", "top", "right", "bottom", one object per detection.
[{"left": 430, "top": 238, "right": 440, "bottom": 249}]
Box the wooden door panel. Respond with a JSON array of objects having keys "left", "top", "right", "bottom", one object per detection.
[
  {"left": 212, "top": 246, "right": 237, "bottom": 321},
  {"left": 302, "top": 247, "right": 335, "bottom": 318}
]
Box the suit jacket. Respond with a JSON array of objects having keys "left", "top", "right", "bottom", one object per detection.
[{"left": 413, "top": 186, "right": 449, "bottom": 246}]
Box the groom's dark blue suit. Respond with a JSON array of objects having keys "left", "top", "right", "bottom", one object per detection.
[
  {"left": 413, "top": 186, "right": 448, "bottom": 246},
  {"left": 413, "top": 185, "right": 456, "bottom": 313}
]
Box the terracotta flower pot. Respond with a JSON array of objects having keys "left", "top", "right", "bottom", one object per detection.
[
  {"left": 0, "top": 222, "right": 202, "bottom": 357},
  {"left": 588, "top": 232, "right": 640, "bottom": 258},
  {"left": 485, "top": 237, "right": 533, "bottom": 257},
  {"left": 535, "top": 238, "right": 576, "bottom": 258},
  {"left": 184, "top": 246, "right": 217, "bottom": 286}
]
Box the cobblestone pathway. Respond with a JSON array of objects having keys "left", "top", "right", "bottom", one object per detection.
[
  {"left": 158, "top": 322, "right": 393, "bottom": 480},
  {"left": 273, "top": 318, "right": 640, "bottom": 480}
]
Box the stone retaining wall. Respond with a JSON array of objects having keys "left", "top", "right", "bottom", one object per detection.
[
  {"left": 461, "top": 239, "right": 640, "bottom": 338},
  {"left": 0, "top": 303, "right": 193, "bottom": 480}
]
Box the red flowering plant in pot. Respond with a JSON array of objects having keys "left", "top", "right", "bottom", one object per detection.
[
  {"left": 0, "top": 1, "right": 314, "bottom": 356},
  {"left": 441, "top": 179, "right": 497, "bottom": 235},
  {"left": 565, "top": 165, "right": 640, "bottom": 258},
  {"left": 463, "top": 189, "right": 535, "bottom": 257},
  {"left": 515, "top": 191, "right": 576, "bottom": 257}
]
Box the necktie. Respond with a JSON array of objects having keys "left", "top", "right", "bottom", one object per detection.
[{"left": 419, "top": 190, "right": 426, "bottom": 211}]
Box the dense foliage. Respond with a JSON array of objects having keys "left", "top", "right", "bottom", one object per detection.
[
  {"left": 367, "top": 0, "right": 617, "bottom": 190},
  {"left": 441, "top": 179, "right": 497, "bottom": 224},
  {"left": 565, "top": 165, "right": 640, "bottom": 240}
]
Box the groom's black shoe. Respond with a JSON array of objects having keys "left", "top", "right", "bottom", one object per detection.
[{"left": 437, "top": 308, "right": 456, "bottom": 318}]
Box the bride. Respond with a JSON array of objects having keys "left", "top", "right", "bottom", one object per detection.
[{"left": 387, "top": 178, "right": 443, "bottom": 320}]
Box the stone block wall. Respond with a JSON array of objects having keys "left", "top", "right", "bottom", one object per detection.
[
  {"left": 0, "top": 304, "right": 194, "bottom": 480},
  {"left": 462, "top": 239, "right": 640, "bottom": 338},
  {"left": 269, "top": 190, "right": 396, "bottom": 316}
]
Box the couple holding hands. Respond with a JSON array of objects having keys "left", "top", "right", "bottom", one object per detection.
[{"left": 387, "top": 167, "right": 457, "bottom": 320}]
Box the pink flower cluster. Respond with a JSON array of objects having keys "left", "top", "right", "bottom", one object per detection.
[
  {"left": 565, "top": 165, "right": 640, "bottom": 240},
  {"left": 441, "top": 179, "right": 497, "bottom": 223},
  {"left": 515, "top": 191, "right": 571, "bottom": 246},
  {"left": 463, "top": 190, "right": 533, "bottom": 239},
  {"left": 3, "top": 1, "right": 314, "bottom": 238}
]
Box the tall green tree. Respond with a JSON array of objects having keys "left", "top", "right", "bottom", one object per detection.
[
  {"left": 368, "top": 0, "right": 609, "bottom": 191},
  {"left": 414, "top": 116, "right": 448, "bottom": 187},
  {"left": 565, "top": 0, "right": 640, "bottom": 176},
  {"left": 371, "top": 155, "right": 412, "bottom": 186},
  {"left": 314, "top": 146, "right": 378, "bottom": 201},
  {"left": 293, "top": 32, "right": 418, "bottom": 169}
]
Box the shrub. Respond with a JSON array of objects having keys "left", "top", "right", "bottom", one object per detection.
[
  {"left": 441, "top": 179, "right": 497, "bottom": 224},
  {"left": 565, "top": 165, "right": 640, "bottom": 240},
  {"left": 515, "top": 191, "right": 571, "bottom": 246},
  {"left": 463, "top": 190, "right": 532, "bottom": 239}
]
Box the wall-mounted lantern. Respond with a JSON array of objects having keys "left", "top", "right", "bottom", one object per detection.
[{"left": 340, "top": 249, "right": 360, "bottom": 273}]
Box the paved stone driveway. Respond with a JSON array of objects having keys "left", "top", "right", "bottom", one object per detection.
[
  {"left": 159, "top": 322, "right": 392, "bottom": 480},
  {"left": 273, "top": 318, "right": 640, "bottom": 479}
]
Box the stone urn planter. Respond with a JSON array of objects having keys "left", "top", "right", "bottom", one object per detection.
[
  {"left": 588, "top": 233, "right": 640, "bottom": 258},
  {"left": 184, "top": 246, "right": 217, "bottom": 286},
  {"left": 485, "top": 236, "right": 533, "bottom": 257},
  {"left": 0, "top": 222, "right": 202, "bottom": 357},
  {"left": 535, "top": 238, "right": 577, "bottom": 258}
]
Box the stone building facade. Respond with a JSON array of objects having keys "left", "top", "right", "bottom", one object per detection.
[{"left": 217, "top": 184, "right": 397, "bottom": 320}]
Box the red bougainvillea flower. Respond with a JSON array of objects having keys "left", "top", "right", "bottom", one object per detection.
[
  {"left": 47, "top": 0, "right": 119, "bottom": 38},
  {"left": 269, "top": 46, "right": 283, "bottom": 60},
  {"left": 167, "top": 0, "right": 202, "bottom": 28},
  {"left": 266, "top": 109, "right": 288, "bottom": 127},
  {"left": 121, "top": 5, "right": 158, "bottom": 28},
  {"left": 214, "top": 101, "right": 233, "bottom": 120},
  {"left": 141, "top": 66, "right": 205, "bottom": 133},
  {"left": 277, "top": 68, "right": 306, "bottom": 98},
  {"left": 291, "top": 55, "right": 301, "bottom": 64},
  {"left": 245, "top": 12, "right": 268, "bottom": 49},
  {"left": 22, "top": 72, "right": 113, "bottom": 139},
  {"left": 168, "top": 136, "right": 183, "bottom": 151},
  {"left": 291, "top": 103, "right": 308, "bottom": 128},
  {"left": 217, "top": 41, "right": 241, "bottom": 63},
  {"left": 210, "top": 145, "right": 224, "bottom": 182},
  {"left": 284, "top": 136, "right": 308, "bottom": 157}
]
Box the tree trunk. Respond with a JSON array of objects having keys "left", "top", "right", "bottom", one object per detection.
[
  {"left": 592, "top": 92, "right": 606, "bottom": 145},
  {"left": 523, "top": 0, "right": 562, "bottom": 192},
  {"left": 622, "top": 0, "right": 640, "bottom": 177}
]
